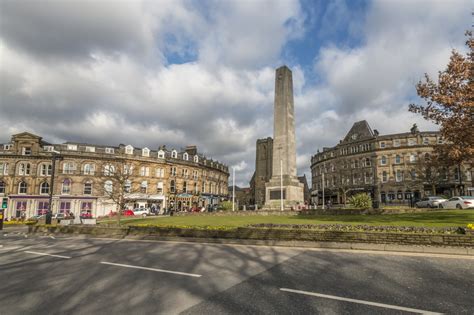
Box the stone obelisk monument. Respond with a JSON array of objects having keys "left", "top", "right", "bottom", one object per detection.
[{"left": 265, "top": 65, "right": 304, "bottom": 209}]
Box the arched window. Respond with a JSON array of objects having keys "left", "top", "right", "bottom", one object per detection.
[
  {"left": 63, "top": 162, "right": 76, "bottom": 174},
  {"left": 103, "top": 164, "right": 115, "bottom": 176},
  {"left": 104, "top": 180, "right": 113, "bottom": 193},
  {"left": 18, "top": 163, "right": 31, "bottom": 175},
  {"left": 0, "top": 181, "right": 6, "bottom": 194},
  {"left": 83, "top": 163, "right": 95, "bottom": 175},
  {"left": 157, "top": 150, "right": 165, "bottom": 159},
  {"left": 83, "top": 181, "right": 92, "bottom": 195},
  {"left": 62, "top": 179, "right": 71, "bottom": 194},
  {"left": 39, "top": 163, "right": 52, "bottom": 176},
  {"left": 123, "top": 164, "right": 133, "bottom": 175},
  {"left": 194, "top": 155, "right": 199, "bottom": 163},
  {"left": 395, "top": 155, "right": 401, "bottom": 164},
  {"left": 140, "top": 166, "right": 150, "bottom": 177},
  {"left": 381, "top": 156, "right": 387, "bottom": 165},
  {"left": 171, "top": 150, "right": 177, "bottom": 159},
  {"left": 183, "top": 152, "right": 189, "bottom": 161},
  {"left": 0, "top": 162, "right": 8, "bottom": 175},
  {"left": 18, "top": 181, "right": 27, "bottom": 194},
  {"left": 409, "top": 154, "right": 416, "bottom": 163},
  {"left": 142, "top": 147, "right": 150, "bottom": 157},
  {"left": 40, "top": 182, "right": 50, "bottom": 194}
]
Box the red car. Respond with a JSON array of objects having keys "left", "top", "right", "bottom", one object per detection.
[{"left": 122, "top": 209, "right": 135, "bottom": 216}]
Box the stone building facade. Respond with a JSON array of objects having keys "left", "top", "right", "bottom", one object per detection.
[
  {"left": 311, "top": 121, "right": 473, "bottom": 205},
  {"left": 250, "top": 137, "right": 311, "bottom": 207},
  {"left": 250, "top": 137, "right": 273, "bottom": 207},
  {"left": 0, "top": 132, "right": 229, "bottom": 218}
]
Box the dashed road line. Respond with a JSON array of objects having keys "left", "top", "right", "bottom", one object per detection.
[
  {"left": 100, "top": 261, "right": 202, "bottom": 278},
  {"left": 280, "top": 288, "right": 443, "bottom": 314},
  {"left": 24, "top": 251, "right": 71, "bottom": 259}
]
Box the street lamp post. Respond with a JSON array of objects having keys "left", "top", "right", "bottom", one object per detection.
[
  {"left": 232, "top": 167, "right": 235, "bottom": 212},
  {"left": 280, "top": 158, "right": 283, "bottom": 211},
  {"left": 322, "top": 172, "right": 325, "bottom": 210},
  {"left": 46, "top": 151, "right": 62, "bottom": 225}
]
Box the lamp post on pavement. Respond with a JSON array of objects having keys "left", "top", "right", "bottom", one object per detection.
[
  {"left": 46, "top": 150, "right": 62, "bottom": 225},
  {"left": 232, "top": 167, "right": 235, "bottom": 212}
]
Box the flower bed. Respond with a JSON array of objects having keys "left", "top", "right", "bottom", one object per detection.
[{"left": 248, "top": 223, "right": 465, "bottom": 234}]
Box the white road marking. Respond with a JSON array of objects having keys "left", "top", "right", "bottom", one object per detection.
[
  {"left": 280, "top": 288, "right": 443, "bottom": 314},
  {"left": 100, "top": 261, "right": 202, "bottom": 278},
  {"left": 24, "top": 251, "right": 71, "bottom": 259}
]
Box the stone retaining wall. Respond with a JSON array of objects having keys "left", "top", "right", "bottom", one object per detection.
[
  {"left": 28, "top": 225, "right": 474, "bottom": 247},
  {"left": 174, "top": 208, "right": 444, "bottom": 216}
]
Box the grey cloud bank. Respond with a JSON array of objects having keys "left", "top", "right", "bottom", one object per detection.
[{"left": 0, "top": 0, "right": 470, "bottom": 186}]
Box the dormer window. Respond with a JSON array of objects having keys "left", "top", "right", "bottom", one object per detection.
[
  {"left": 142, "top": 147, "right": 150, "bottom": 157},
  {"left": 423, "top": 138, "right": 429, "bottom": 145},
  {"left": 67, "top": 144, "right": 77, "bottom": 151},
  {"left": 22, "top": 147, "right": 32, "bottom": 155},
  {"left": 183, "top": 152, "right": 189, "bottom": 161},
  {"left": 125, "top": 145, "right": 134, "bottom": 155},
  {"left": 44, "top": 146, "right": 54, "bottom": 152},
  {"left": 3, "top": 144, "right": 12, "bottom": 150},
  {"left": 194, "top": 155, "right": 199, "bottom": 163},
  {"left": 171, "top": 150, "right": 177, "bottom": 159},
  {"left": 85, "top": 146, "right": 95, "bottom": 153},
  {"left": 158, "top": 150, "right": 165, "bottom": 159},
  {"left": 380, "top": 142, "right": 386, "bottom": 148},
  {"left": 105, "top": 147, "right": 115, "bottom": 154},
  {"left": 408, "top": 138, "right": 416, "bottom": 146},
  {"left": 393, "top": 139, "right": 400, "bottom": 147}
]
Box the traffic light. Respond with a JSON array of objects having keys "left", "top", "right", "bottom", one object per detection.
[{"left": 1, "top": 198, "right": 7, "bottom": 209}]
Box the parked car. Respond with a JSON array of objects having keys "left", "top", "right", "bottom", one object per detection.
[
  {"left": 133, "top": 208, "right": 150, "bottom": 217},
  {"left": 440, "top": 196, "right": 474, "bottom": 209},
  {"left": 121, "top": 209, "right": 135, "bottom": 216},
  {"left": 415, "top": 196, "right": 447, "bottom": 208}
]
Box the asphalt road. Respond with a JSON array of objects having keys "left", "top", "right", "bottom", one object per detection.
[{"left": 1, "top": 227, "right": 473, "bottom": 314}]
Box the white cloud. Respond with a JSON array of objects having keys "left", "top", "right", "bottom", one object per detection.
[{"left": 0, "top": 0, "right": 470, "bottom": 188}]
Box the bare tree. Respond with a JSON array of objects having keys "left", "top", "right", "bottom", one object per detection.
[
  {"left": 97, "top": 161, "right": 135, "bottom": 225},
  {"left": 409, "top": 153, "right": 445, "bottom": 196}
]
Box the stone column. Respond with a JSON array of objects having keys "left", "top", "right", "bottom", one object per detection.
[{"left": 265, "top": 66, "right": 303, "bottom": 209}]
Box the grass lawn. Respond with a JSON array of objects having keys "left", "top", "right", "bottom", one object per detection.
[{"left": 99, "top": 210, "right": 474, "bottom": 228}]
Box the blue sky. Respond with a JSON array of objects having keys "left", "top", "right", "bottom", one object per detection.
[{"left": 0, "top": 0, "right": 471, "bottom": 186}]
